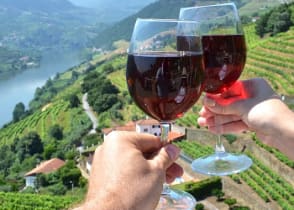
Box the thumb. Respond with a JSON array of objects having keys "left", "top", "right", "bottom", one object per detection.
[{"left": 152, "top": 144, "right": 181, "bottom": 170}]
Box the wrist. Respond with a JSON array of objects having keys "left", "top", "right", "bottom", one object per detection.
[
  {"left": 255, "top": 99, "right": 294, "bottom": 159},
  {"left": 80, "top": 190, "right": 127, "bottom": 210}
]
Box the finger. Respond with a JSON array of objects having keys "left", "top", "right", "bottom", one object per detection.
[
  {"left": 151, "top": 144, "right": 181, "bottom": 170},
  {"left": 199, "top": 106, "right": 214, "bottom": 118},
  {"left": 204, "top": 96, "right": 241, "bottom": 115},
  {"left": 208, "top": 121, "right": 248, "bottom": 134},
  {"left": 108, "top": 131, "right": 162, "bottom": 153},
  {"left": 167, "top": 163, "right": 184, "bottom": 177},
  {"left": 214, "top": 115, "right": 242, "bottom": 126},
  {"left": 166, "top": 163, "right": 184, "bottom": 184},
  {"left": 197, "top": 116, "right": 213, "bottom": 127}
]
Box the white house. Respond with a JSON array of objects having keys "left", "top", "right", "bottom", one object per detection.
[
  {"left": 85, "top": 119, "right": 185, "bottom": 175},
  {"left": 135, "top": 119, "right": 162, "bottom": 136},
  {"left": 24, "top": 158, "right": 65, "bottom": 189}
]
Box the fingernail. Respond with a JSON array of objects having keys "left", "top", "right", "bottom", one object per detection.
[
  {"left": 205, "top": 97, "right": 216, "bottom": 107},
  {"left": 165, "top": 144, "right": 180, "bottom": 160}
]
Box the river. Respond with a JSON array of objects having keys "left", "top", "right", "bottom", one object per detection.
[{"left": 0, "top": 50, "right": 81, "bottom": 127}]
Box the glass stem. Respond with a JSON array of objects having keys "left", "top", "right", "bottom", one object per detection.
[
  {"left": 160, "top": 122, "right": 171, "bottom": 195},
  {"left": 215, "top": 116, "right": 225, "bottom": 155},
  {"left": 215, "top": 134, "right": 225, "bottom": 154},
  {"left": 160, "top": 122, "right": 170, "bottom": 144}
]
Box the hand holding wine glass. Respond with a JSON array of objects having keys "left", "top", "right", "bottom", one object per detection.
[
  {"left": 180, "top": 3, "right": 252, "bottom": 176},
  {"left": 126, "top": 18, "right": 204, "bottom": 209}
]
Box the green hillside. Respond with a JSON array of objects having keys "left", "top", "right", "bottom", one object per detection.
[
  {"left": 0, "top": 1, "right": 293, "bottom": 209},
  {"left": 92, "top": 0, "right": 286, "bottom": 49},
  {"left": 0, "top": 191, "right": 78, "bottom": 210},
  {"left": 243, "top": 26, "right": 294, "bottom": 95}
]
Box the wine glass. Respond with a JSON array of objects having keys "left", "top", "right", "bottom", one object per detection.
[
  {"left": 126, "top": 18, "right": 204, "bottom": 209},
  {"left": 179, "top": 3, "right": 252, "bottom": 176}
]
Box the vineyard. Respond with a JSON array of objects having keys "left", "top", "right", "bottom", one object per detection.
[
  {"left": 243, "top": 26, "right": 294, "bottom": 95},
  {"left": 175, "top": 140, "right": 294, "bottom": 210},
  {"left": 0, "top": 5, "right": 293, "bottom": 209},
  {"left": 0, "top": 192, "right": 77, "bottom": 210},
  {"left": 0, "top": 99, "right": 91, "bottom": 147}
]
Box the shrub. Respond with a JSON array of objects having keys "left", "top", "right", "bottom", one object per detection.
[
  {"left": 195, "top": 203, "right": 204, "bottom": 210},
  {"left": 224, "top": 198, "right": 237, "bottom": 206},
  {"left": 172, "top": 177, "right": 222, "bottom": 200}
]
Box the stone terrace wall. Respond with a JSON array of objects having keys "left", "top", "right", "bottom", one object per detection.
[{"left": 185, "top": 128, "right": 294, "bottom": 187}]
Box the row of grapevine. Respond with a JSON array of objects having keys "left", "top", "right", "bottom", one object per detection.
[
  {"left": 244, "top": 27, "right": 294, "bottom": 95},
  {"left": 232, "top": 155, "right": 294, "bottom": 210},
  {"left": 0, "top": 100, "right": 69, "bottom": 145},
  {"left": 252, "top": 135, "right": 294, "bottom": 168},
  {"left": 0, "top": 192, "right": 77, "bottom": 210},
  {"left": 176, "top": 140, "right": 294, "bottom": 210},
  {"left": 244, "top": 24, "right": 262, "bottom": 49}
]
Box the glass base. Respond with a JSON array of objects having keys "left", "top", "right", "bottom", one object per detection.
[
  {"left": 191, "top": 152, "right": 252, "bottom": 176},
  {"left": 156, "top": 188, "right": 196, "bottom": 210}
]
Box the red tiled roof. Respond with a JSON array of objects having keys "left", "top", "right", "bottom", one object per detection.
[
  {"left": 168, "top": 131, "right": 185, "bottom": 142},
  {"left": 25, "top": 158, "right": 65, "bottom": 177},
  {"left": 101, "top": 119, "right": 185, "bottom": 142},
  {"left": 136, "top": 119, "right": 160, "bottom": 126},
  {"left": 102, "top": 125, "right": 136, "bottom": 135}
]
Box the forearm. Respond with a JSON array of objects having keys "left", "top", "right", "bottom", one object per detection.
[
  {"left": 73, "top": 190, "right": 127, "bottom": 210},
  {"left": 257, "top": 100, "right": 294, "bottom": 160}
]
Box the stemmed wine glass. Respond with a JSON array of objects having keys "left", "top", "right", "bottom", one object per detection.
[
  {"left": 126, "top": 18, "right": 204, "bottom": 209},
  {"left": 179, "top": 3, "right": 253, "bottom": 176}
]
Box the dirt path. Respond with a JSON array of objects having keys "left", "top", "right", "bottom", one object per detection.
[{"left": 82, "top": 93, "right": 98, "bottom": 134}]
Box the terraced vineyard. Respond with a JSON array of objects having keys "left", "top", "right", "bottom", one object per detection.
[
  {"left": 0, "top": 192, "right": 78, "bottom": 210},
  {"left": 0, "top": 100, "right": 90, "bottom": 146},
  {"left": 176, "top": 141, "right": 294, "bottom": 210},
  {"left": 236, "top": 155, "right": 294, "bottom": 210},
  {"left": 243, "top": 26, "right": 294, "bottom": 95}
]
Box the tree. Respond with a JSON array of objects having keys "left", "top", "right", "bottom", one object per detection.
[
  {"left": 82, "top": 133, "right": 102, "bottom": 147},
  {"left": 103, "top": 63, "right": 115, "bottom": 74},
  {"left": 255, "top": 12, "right": 270, "bottom": 37},
  {"left": 224, "top": 198, "right": 237, "bottom": 207},
  {"left": 43, "top": 144, "right": 56, "bottom": 160},
  {"left": 195, "top": 203, "right": 204, "bottom": 210},
  {"left": 49, "top": 124, "right": 63, "bottom": 140},
  {"left": 12, "top": 102, "right": 26, "bottom": 122},
  {"left": 58, "top": 160, "right": 82, "bottom": 188},
  {"left": 69, "top": 94, "right": 80, "bottom": 108},
  {"left": 93, "top": 94, "right": 118, "bottom": 113},
  {"left": 17, "top": 132, "right": 44, "bottom": 161},
  {"left": 212, "top": 189, "right": 225, "bottom": 201}
]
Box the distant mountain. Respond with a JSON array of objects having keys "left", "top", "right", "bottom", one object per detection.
[
  {"left": 91, "top": 0, "right": 198, "bottom": 49},
  {"left": 91, "top": 0, "right": 286, "bottom": 49},
  {"left": 0, "top": 0, "right": 103, "bottom": 52},
  {"left": 0, "top": 0, "right": 76, "bottom": 13},
  {"left": 68, "top": 0, "right": 157, "bottom": 22}
]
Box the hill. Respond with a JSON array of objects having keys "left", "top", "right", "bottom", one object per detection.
[
  {"left": 91, "top": 0, "right": 285, "bottom": 49},
  {"left": 0, "top": 1, "right": 293, "bottom": 209},
  {"left": 243, "top": 26, "right": 294, "bottom": 95},
  {"left": 91, "top": 0, "right": 197, "bottom": 49},
  {"left": 0, "top": 0, "right": 76, "bottom": 12},
  {"left": 68, "top": 0, "right": 157, "bottom": 22},
  {"left": 0, "top": 47, "right": 40, "bottom": 77},
  {"left": 0, "top": 0, "right": 101, "bottom": 52}
]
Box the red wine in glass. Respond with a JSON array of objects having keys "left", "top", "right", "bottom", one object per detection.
[
  {"left": 202, "top": 34, "right": 246, "bottom": 94},
  {"left": 179, "top": 3, "right": 252, "bottom": 176},
  {"left": 126, "top": 19, "right": 203, "bottom": 209},
  {"left": 126, "top": 52, "right": 204, "bottom": 122}
]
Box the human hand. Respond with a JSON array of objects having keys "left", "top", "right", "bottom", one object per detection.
[
  {"left": 81, "top": 131, "right": 183, "bottom": 210},
  {"left": 198, "top": 78, "right": 285, "bottom": 135}
]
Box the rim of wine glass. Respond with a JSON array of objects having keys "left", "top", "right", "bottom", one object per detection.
[
  {"left": 135, "top": 18, "right": 200, "bottom": 24},
  {"left": 179, "top": 2, "right": 242, "bottom": 35},
  {"left": 179, "top": 2, "right": 238, "bottom": 12}
]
